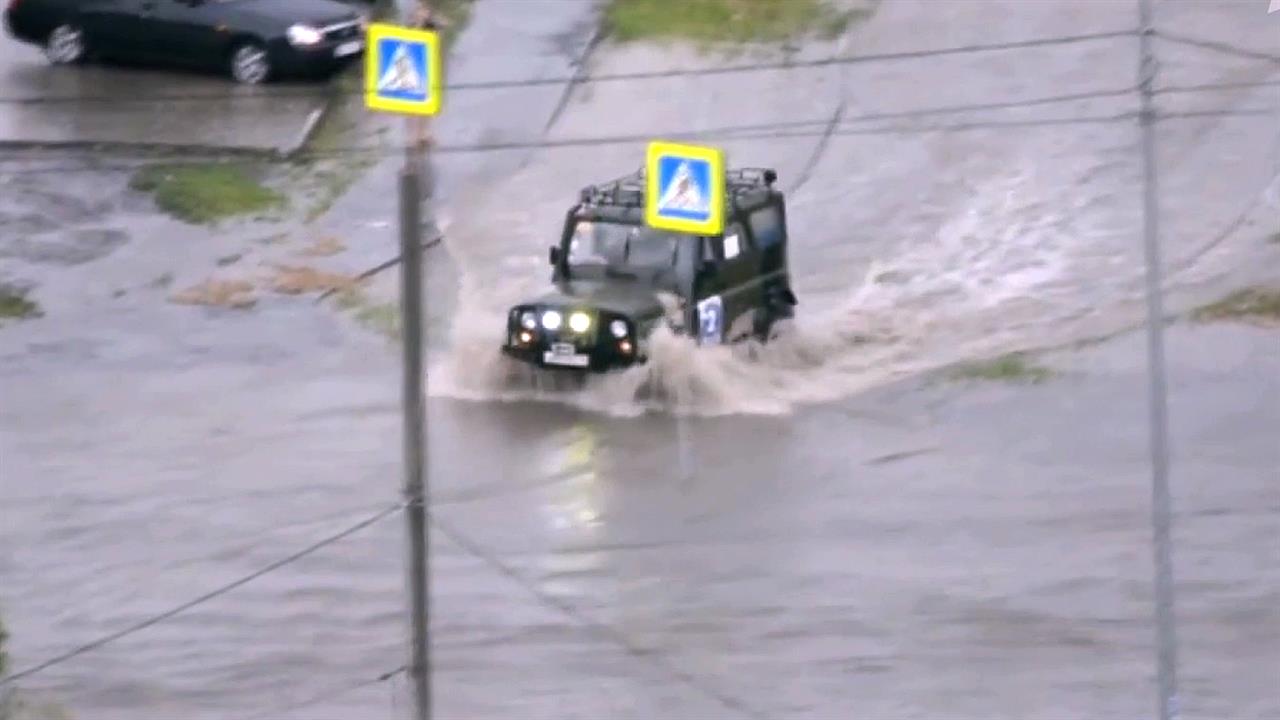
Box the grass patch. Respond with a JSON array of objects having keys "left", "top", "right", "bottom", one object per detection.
[
  {"left": 0, "top": 286, "right": 42, "bottom": 321},
  {"left": 170, "top": 279, "right": 257, "bottom": 309},
  {"left": 297, "top": 236, "right": 347, "bottom": 257},
  {"left": 269, "top": 265, "right": 359, "bottom": 296},
  {"left": 335, "top": 286, "right": 401, "bottom": 339},
  {"left": 1190, "top": 287, "right": 1280, "bottom": 325},
  {"left": 603, "top": 0, "right": 865, "bottom": 44},
  {"left": 947, "top": 352, "right": 1055, "bottom": 384},
  {"left": 129, "top": 163, "right": 286, "bottom": 225}
]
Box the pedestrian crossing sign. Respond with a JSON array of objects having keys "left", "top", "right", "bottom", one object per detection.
[
  {"left": 645, "top": 140, "right": 725, "bottom": 235},
  {"left": 364, "top": 23, "right": 441, "bottom": 116}
]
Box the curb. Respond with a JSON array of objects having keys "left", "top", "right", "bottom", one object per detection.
[
  {"left": 280, "top": 96, "right": 338, "bottom": 160},
  {"left": 0, "top": 139, "right": 280, "bottom": 160},
  {"left": 0, "top": 91, "right": 340, "bottom": 162}
]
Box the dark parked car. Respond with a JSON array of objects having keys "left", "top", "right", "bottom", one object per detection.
[
  {"left": 502, "top": 167, "right": 799, "bottom": 373},
  {"left": 3, "top": 0, "right": 367, "bottom": 84}
]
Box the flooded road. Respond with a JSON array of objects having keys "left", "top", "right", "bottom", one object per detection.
[{"left": 1, "top": 0, "right": 1278, "bottom": 718}]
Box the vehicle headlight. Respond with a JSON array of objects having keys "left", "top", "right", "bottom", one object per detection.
[
  {"left": 609, "top": 319, "right": 628, "bottom": 339},
  {"left": 287, "top": 24, "right": 323, "bottom": 47},
  {"left": 541, "top": 310, "right": 562, "bottom": 330},
  {"left": 519, "top": 311, "right": 537, "bottom": 330},
  {"left": 568, "top": 311, "right": 591, "bottom": 333}
]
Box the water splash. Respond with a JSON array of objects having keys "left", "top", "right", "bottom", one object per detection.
[{"left": 428, "top": 154, "right": 1151, "bottom": 417}]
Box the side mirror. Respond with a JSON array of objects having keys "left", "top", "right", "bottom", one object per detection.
[{"left": 549, "top": 246, "right": 560, "bottom": 265}]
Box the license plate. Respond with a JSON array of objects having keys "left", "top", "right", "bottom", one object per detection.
[
  {"left": 544, "top": 349, "right": 589, "bottom": 367},
  {"left": 334, "top": 40, "right": 363, "bottom": 57}
]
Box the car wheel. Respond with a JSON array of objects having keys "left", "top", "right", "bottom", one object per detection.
[
  {"left": 229, "top": 42, "right": 271, "bottom": 85},
  {"left": 45, "top": 24, "right": 87, "bottom": 65}
]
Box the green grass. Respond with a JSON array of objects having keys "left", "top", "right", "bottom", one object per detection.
[
  {"left": 129, "top": 163, "right": 286, "bottom": 225},
  {"left": 1190, "top": 286, "right": 1280, "bottom": 324},
  {"left": 335, "top": 287, "right": 402, "bottom": 339},
  {"left": 0, "top": 286, "right": 41, "bottom": 321},
  {"left": 946, "top": 352, "right": 1055, "bottom": 384},
  {"left": 603, "top": 0, "right": 865, "bottom": 44}
]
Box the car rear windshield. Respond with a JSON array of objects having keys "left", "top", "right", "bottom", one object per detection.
[{"left": 567, "top": 220, "right": 680, "bottom": 273}]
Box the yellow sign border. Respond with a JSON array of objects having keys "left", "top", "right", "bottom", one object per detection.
[
  {"left": 364, "top": 22, "right": 442, "bottom": 116},
  {"left": 645, "top": 141, "right": 725, "bottom": 236}
]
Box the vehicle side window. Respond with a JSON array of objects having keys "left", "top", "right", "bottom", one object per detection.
[{"left": 748, "top": 205, "right": 784, "bottom": 249}]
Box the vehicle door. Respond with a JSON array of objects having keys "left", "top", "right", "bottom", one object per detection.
[
  {"left": 132, "top": 0, "right": 226, "bottom": 69},
  {"left": 746, "top": 198, "right": 789, "bottom": 296},
  {"left": 76, "top": 0, "right": 155, "bottom": 60},
  {"left": 692, "top": 217, "right": 761, "bottom": 344}
]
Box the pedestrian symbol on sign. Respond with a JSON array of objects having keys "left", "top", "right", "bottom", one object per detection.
[
  {"left": 378, "top": 43, "right": 424, "bottom": 95},
  {"left": 656, "top": 160, "right": 709, "bottom": 214}
]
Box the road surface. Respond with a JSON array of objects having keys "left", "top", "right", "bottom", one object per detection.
[{"left": 0, "top": 0, "right": 1277, "bottom": 718}]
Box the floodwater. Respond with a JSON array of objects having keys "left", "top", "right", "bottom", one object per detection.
[{"left": 1, "top": 1, "right": 1278, "bottom": 719}]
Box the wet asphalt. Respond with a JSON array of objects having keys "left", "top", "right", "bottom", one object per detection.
[
  {"left": 0, "top": 8, "right": 342, "bottom": 152},
  {"left": 1, "top": 0, "right": 1278, "bottom": 718}
]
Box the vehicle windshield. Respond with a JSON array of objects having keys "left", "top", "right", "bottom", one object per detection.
[{"left": 566, "top": 220, "right": 680, "bottom": 276}]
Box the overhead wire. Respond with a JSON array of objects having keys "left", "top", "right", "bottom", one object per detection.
[
  {"left": 1153, "top": 29, "right": 1280, "bottom": 65},
  {"left": 239, "top": 665, "right": 406, "bottom": 720},
  {"left": 0, "top": 28, "right": 1141, "bottom": 106},
  {"left": 0, "top": 502, "right": 404, "bottom": 687},
  {"left": 0, "top": 107, "right": 1273, "bottom": 177},
  {"left": 429, "top": 514, "right": 769, "bottom": 720}
]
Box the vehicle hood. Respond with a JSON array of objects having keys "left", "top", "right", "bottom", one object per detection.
[
  {"left": 531, "top": 279, "right": 665, "bottom": 319},
  {"left": 219, "top": 0, "right": 358, "bottom": 31}
]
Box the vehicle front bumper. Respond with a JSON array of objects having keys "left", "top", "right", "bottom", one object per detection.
[
  {"left": 501, "top": 340, "right": 644, "bottom": 373},
  {"left": 267, "top": 37, "right": 364, "bottom": 78}
]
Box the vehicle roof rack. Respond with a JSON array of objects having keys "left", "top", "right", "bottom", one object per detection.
[{"left": 579, "top": 166, "right": 779, "bottom": 209}]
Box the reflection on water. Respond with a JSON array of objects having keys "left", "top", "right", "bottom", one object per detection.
[{"left": 544, "top": 423, "right": 604, "bottom": 533}]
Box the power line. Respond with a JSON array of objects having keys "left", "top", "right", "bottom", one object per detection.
[
  {"left": 0, "top": 29, "right": 1138, "bottom": 106},
  {"left": 429, "top": 515, "right": 767, "bottom": 720},
  {"left": 1, "top": 106, "right": 1272, "bottom": 178},
  {"left": 0, "top": 503, "right": 404, "bottom": 687},
  {"left": 240, "top": 665, "right": 406, "bottom": 720},
  {"left": 1154, "top": 29, "right": 1280, "bottom": 65},
  {"left": 1156, "top": 79, "right": 1280, "bottom": 95}
]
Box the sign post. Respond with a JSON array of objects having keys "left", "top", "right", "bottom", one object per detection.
[
  {"left": 643, "top": 140, "right": 725, "bottom": 479},
  {"left": 364, "top": 15, "right": 442, "bottom": 720}
]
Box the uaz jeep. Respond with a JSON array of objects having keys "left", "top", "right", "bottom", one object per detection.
[{"left": 501, "top": 166, "right": 798, "bottom": 372}]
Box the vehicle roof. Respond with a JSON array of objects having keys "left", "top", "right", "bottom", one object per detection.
[{"left": 573, "top": 166, "right": 782, "bottom": 235}]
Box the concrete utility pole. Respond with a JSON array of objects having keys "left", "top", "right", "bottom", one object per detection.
[
  {"left": 1136, "top": 1, "right": 1179, "bottom": 719},
  {"left": 396, "top": 1, "right": 437, "bottom": 719}
]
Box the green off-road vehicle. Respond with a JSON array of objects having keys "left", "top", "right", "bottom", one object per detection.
[{"left": 501, "top": 166, "right": 798, "bottom": 372}]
